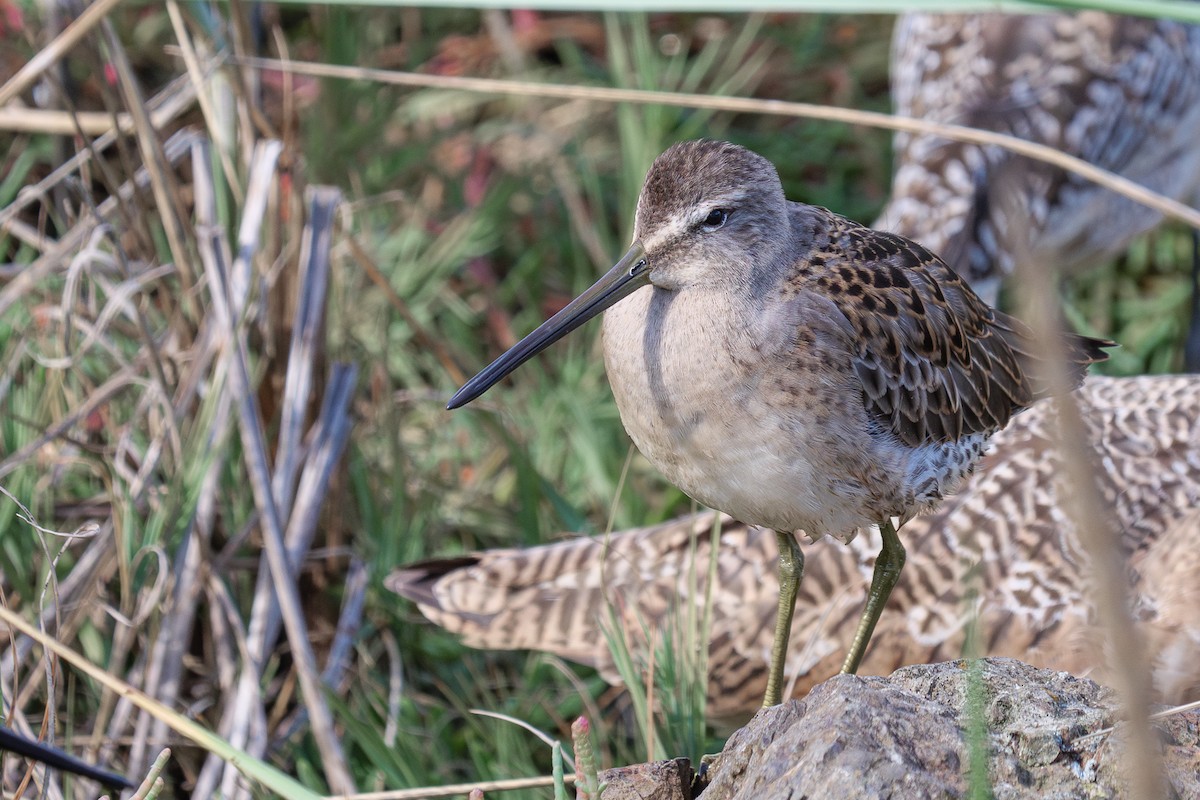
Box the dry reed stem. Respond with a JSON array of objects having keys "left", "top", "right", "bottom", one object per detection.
[
  {"left": 99, "top": 20, "right": 198, "bottom": 314},
  {"left": 210, "top": 198, "right": 358, "bottom": 797},
  {"left": 274, "top": 555, "right": 368, "bottom": 744},
  {"left": 164, "top": 0, "right": 246, "bottom": 207},
  {"left": 0, "top": 68, "right": 202, "bottom": 228},
  {"left": 0, "top": 0, "right": 125, "bottom": 108},
  {"left": 0, "top": 63, "right": 203, "bottom": 141},
  {"left": 0, "top": 108, "right": 140, "bottom": 135},
  {"left": 1010, "top": 214, "right": 1158, "bottom": 796},
  {"left": 228, "top": 55, "right": 1200, "bottom": 230},
  {"left": 188, "top": 137, "right": 279, "bottom": 798},
  {"left": 0, "top": 604, "right": 321, "bottom": 798},
  {"left": 0, "top": 128, "right": 200, "bottom": 319},
  {"left": 329, "top": 773, "right": 579, "bottom": 800}
]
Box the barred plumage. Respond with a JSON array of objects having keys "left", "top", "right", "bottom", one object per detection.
[
  {"left": 879, "top": 13, "right": 1200, "bottom": 309},
  {"left": 396, "top": 376, "right": 1200, "bottom": 725}
]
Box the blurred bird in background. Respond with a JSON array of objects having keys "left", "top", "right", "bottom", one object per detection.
[{"left": 878, "top": 12, "right": 1200, "bottom": 370}]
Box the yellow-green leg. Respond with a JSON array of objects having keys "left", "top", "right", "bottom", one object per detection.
[
  {"left": 763, "top": 530, "right": 804, "bottom": 707},
  {"left": 840, "top": 519, "right": 906, "bottom": 675}
]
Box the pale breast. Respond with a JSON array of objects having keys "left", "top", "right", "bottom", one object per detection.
[{"left": 599, "top": 284, "right": 966, "bottom": 538}]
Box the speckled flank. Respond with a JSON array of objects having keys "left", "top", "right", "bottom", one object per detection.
[
  {"left": 389, "top": 375, "right": 1200, "bottom": 726},
  {"left": 877, "top": 13, "right": 1200, "bottom": 302}
]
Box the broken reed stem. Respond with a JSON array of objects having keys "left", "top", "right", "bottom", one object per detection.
[{"left": 200, "top": 142, "right": 356, "bottom": 794}]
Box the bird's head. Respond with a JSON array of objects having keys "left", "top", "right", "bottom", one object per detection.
[{"left": 447, "top": 139, "right": 788, "bottom": 409}]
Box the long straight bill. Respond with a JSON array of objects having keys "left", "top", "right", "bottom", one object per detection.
[{"left": 447, "top": 244, "right": 650, "bottom": 409}]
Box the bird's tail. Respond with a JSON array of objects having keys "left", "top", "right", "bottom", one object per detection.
[{"left": 994, "top": 311, "right": 1114, "bottom": 399}]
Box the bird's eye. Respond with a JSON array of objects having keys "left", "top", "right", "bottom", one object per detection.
[{"left": 700, "top": 208, "right": 730, "bottom": 231}]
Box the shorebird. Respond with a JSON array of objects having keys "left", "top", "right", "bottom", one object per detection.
[
  {"left": 402, "top": 375, "right": 1200, "bottom": 723},
  {"left": 447, "top": 139, "right": 1110, "bottom": 707},
  {"left": 879, "top": 12, "right": 1200, "bottom": 369}
]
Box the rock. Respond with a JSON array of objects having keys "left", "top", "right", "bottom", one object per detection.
[
  {"left": 700, "top": 659, "right": 1200, "bottom": 800},
  {"left": 599, "top": 757, "right": 693, "bottom": 800}
]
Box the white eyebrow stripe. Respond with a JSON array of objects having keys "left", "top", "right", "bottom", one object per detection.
[
  {"left": 709, "top": 190, "right": 750, "bottom": 208},
  {"left": 641, "top": 190, "right": 749, "bottom": 250},
  {"left": 643, "top": 212, "right": 690, "bottom": 252}
]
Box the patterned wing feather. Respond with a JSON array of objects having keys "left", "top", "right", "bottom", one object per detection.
[{"left": 801, "top": 211, "right": 1110, "bottom": 447}]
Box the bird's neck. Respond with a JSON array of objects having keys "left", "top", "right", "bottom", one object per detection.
[{"left": 601, "top": 284, "right": 765, "bottom": 395}]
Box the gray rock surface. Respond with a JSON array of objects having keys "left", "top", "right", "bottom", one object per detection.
[
  {"left": 700, "top": 659, "right": 1200, "bottom": 800},
  {"left": 599, "top": 757, "right": 694, "bottom": 800}
]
